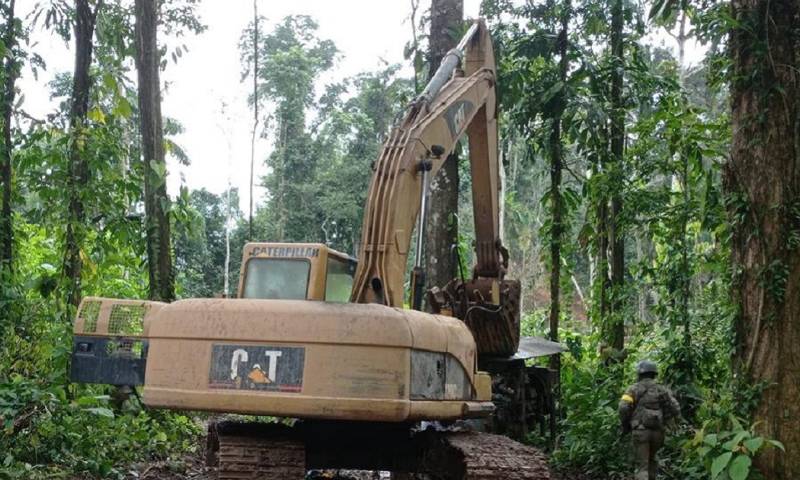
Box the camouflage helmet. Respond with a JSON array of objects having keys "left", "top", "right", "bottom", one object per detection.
[{"left": 636, "top": 360, "right": 658, "bottom": 376}]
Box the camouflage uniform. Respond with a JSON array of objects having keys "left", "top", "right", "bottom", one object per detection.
[{"left": 619, "top": 366, "right": 680, "bottom": 480}]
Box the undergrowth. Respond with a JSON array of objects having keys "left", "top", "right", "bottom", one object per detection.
[
  {"left": 521, "top": 311, "right": 780, "bottom": 480},
  {"left": 0, "top": 292, "right": 200, "bottom": 479}
]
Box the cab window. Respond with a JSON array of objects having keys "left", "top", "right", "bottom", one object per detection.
[
  {"left": 243, "top": 258, "right": 310, "bottom": 300},
  {"left": 325, "top": 256, "right": 356, "bottom": 302}
]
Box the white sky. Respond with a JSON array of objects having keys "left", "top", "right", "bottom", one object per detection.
[
  {"left": 19, "top": 0, "right": 699, "bottom": 213},
  {"left": 20, "top": 0, "right": 482, "bottom": 212}
]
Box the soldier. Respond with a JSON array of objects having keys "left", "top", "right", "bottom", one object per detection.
[{"left": 619, "top": 360, "right": 680, "bottom": 480}]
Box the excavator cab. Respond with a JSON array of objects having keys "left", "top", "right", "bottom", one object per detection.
[{"left": 237, "top": 242, "right": 357, "bottom": 302}]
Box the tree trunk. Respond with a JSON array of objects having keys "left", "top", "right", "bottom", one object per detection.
[
  {"left": 727, "top": 0, "right": 799, "bottom": 477},
  {"left": 595, "top": 133, "right": 611, "bottom": 349},
  {"left": 607, "top": 0, "right": 625, "bottom": 352},
  {"left": 549, "top": 0, "right": 570, "bottom": 374},
  {"left": 596, "top": 190, "right": 611, "bottom": 343},
  {"left": 679, "top": 150, "right": 693, "bottom": 367},
  {"left": 63, "top": 0, "right": 99, "bottom": 308},
  {"left": 224, "top": 189, "right": 232, "bottom": 297},
  {"left": 249, "top": 0, "right": 258, "bottom": 242},
  {"left": 0, "top": 0, "right": 18, "bottom": 274},
  {"left": 424, "top": 0, "right": 462, "bottom": 297},
  {"left": 135, "top": 0, "right": 175, "bottom": 302}
]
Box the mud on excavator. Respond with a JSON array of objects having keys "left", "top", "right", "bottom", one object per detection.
[{"left": 69, "top": 20, "right": 559, "bottom": 479}]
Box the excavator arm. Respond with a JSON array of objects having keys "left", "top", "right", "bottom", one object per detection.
[
  {"left": 351, "top": 21, "right": 520, "bottom": 356},
  {"left": 352, "top": 20, "right": 502, "bottom": 306}
]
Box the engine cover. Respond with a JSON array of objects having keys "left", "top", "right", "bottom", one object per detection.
[{"left": 71, "top": 297, "right": 493, "bottom": 422}]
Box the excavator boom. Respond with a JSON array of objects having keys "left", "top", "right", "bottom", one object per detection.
[
  {"left": 352, "top": 21, "right": 520, "bottom": 358},
  {"left": 352, "top": 21, "right": 503, "bottom": 308}
]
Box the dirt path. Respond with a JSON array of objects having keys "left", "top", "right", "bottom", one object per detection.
[
  {"left": 123, "top": 454, "right": 391, "bottom": 480},
  {"left": 123, "top": 452, "right": 211, "bottom": 480}
]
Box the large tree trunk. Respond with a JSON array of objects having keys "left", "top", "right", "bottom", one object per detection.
[
  {"left": 727, "top": 0, "right": 799, "bottom": 477},
  {"left": 135, "top": 0, "right": 175, "bottom": 302},
  {"left": 607, "top": 0, "right": 625, "bottom": 351},
  {"left": 63, "top": 0, "right": 99, "bottom": 308},
  {"left": 0, "top": 0, "right": 18, "bottom": 274},
  {"left": 424, "top": 0, "right": 462, "bottom": 296}
]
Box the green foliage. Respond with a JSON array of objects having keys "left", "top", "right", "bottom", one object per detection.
[
  {"left": 552, "top": 344, "right": 630, "bottom": 477},
  {"left": 0, "top": 222, "right": 199, "bottom": 478},
  {"left": 310, "top": 66, "right": 413, "bottom": 253},
  {"left": 539, "top": 326, "right": 778, "bottom": 480},
  {"left": 240, "top": 15, "right": 337, "bottom": 242},
  {"left": 681, "top": 417, "right": 784, "bottom": 480},
  {"left": 488, "top": 2, "right": 747, "bottom": 472},
  {"left": 173, "top": 188, "right": 241, "bottom": 298},
  {"left": 239, "top": 15, "right": 412, "bottom": 252},
  {"left": 0, "top": 375, "right": 199, "bottom": 479},
  {"left": 0, "top": 1, "right": 207, "bottom": 477}
]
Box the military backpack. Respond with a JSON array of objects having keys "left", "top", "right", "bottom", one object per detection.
[{"left": 632, "top": 383, "right": 664, "bottom": 430}]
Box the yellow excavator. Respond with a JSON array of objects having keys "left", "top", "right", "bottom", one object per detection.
[{"left": 70, "top": 21, "right": 557, "bottom": 479}]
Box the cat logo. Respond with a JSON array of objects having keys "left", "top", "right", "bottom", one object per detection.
[
  {"left": 247, "top": 364, "right": 271, "bottom": 384},
  {"left": 230, "top": 348, "right": 282, "bottom": 387},
  {"left": 209, "top": 344, "right": 305, "bottom": 393}
]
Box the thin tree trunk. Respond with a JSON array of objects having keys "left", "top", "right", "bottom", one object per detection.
[
  {"left": 679, "top": 151, "right": 692, "bottom": 358},
  {"left": 608, "top": 0, "right": 625, "bottom": 351},
  {"left": 224, "top": 189, "right": 231, "bottom": 297},
  {"left": 424, "top": 0, "right": 462, "bottom": 298},
  {"left": 498, "top": 139, "right": 506, "bottom": 239},
  {"left": 0, "top": 0, "right": 18, "bottom": 274},
  {"left": 249, "top": 0, "right": 258, "bottom": 242},
  {"left": 63, "top": 0, "right": 100, "bottom": 308},
  {"left": 135, "top": 0, "right": 175, "bottom": 302},
  {"left": 727, "top": 0, "right": 799, "bottom": 476},
  {"left": 409, "top": 0, "right": 422, "bottom": 94},
  {"left": 673, "top": 10, "right": 693, "bottom": 383},
  {"left": 676, "top": 11, "right": 687, "bottom": 83},
  {"left": 667, "top": 10, "right": 690, "bottom": 356},
  {"left": 549, "top": 0, "right": 570, "bottom": 374},
  {"left": 595, "top": 133, "right": 611, "bottom": 337},
  {"left": 597, "top": 193, "right": 610, "bottom": 332},
  {"left": 635, "top": 234, "right": 646, "bottom": 322}
]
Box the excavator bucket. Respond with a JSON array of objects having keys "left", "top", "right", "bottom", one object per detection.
[
  {"left": 463, "top": 279, "right": 521, "bottom": 357},
  {"left": 429, "top": 278, "right": 521, "bottom": 357}
]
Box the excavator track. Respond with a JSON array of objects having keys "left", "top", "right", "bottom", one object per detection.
[
  {"left": 208, "top": 421, "right": 550, "bottom": 479},
  {"left": 218, "top": 435, "right": 305, "bottom": 479},
  {"left": 419, "top": 430, "right": 551, "bottom": 480},
  {"left": 211, "top": 421, "right": 306, "bottom": 480}
]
